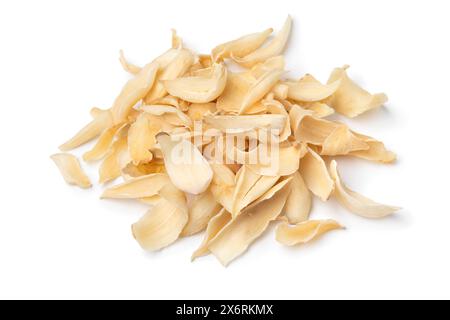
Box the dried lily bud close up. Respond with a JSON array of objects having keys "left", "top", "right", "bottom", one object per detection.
[{"left": 51, "top": 15, "right": 399, "bottom": 266}]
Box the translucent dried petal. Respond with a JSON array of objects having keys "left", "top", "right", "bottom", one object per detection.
[
  {"left": 283, "top": 172, "right": 311, "bottom": 224},
  {"left": 111, "top": 61, "right": 159, "bottom": 123},
  {"left": 204, "top": 114, "right": 286, "bottom": 134},
  {"left": 232, "top": 16, "right": 292, "bottom": 68},
  {"left": 239, "top": 69, "right": 283, "bottom": 114},
  {"left": 157, "top": 132, "right": 213, "bottom": 195},
  {"left": 182, "top": 189, "right": 222, "bottom": 236},
  {"left": 247, "top": 142, "right": 305, "bottom": 177},
  {"left": 119, "top": 50, "right": 141, "bottom": 75},
  {"left": 127, "top": 113, "right": 157, "bottom": 165},
  {"left": 59, "top": 109, "right": 113, "bottom": 151},
  {"left": 98, "top": 136, "right": 128, "bottom": 184},
  {"left": 286, "top": 74, "right": 341, "bottom": 102},
  {"left": 327, "top": 65, "right": 388, "bottom": 118},
  {"left": 299, "top": 148, "right": 334, "bottom": 201},
  {"left": 329, "top": 160, "right": 400, "bottom": 218},
  {"left": 83, "top": 123, "right": 124, "bottom": 162},
  {"left": 207, "top": 178, "right": 292, "bottom": 266},
  {"left": 350, "top": 132, "right": 397, "bottom": 163},
  {"left": 101, "top": 173, "right": 170, "bottom": 199},
  {"left": 121, "top": 161, "right": 165, "bottom": 179},
  {"left": 275, "top": 220, "right": 343, "bottom": 246},
  {"left": 51, "top": 153, "right": 91, "bottom": 188},
  {"left": 144, "top": 49, "right": 195, "bottom": 103},
  {"left": 212, "top": 28, "right": 273, "bottom": 62},
  {"left": 132, "top": 197, "right": 188, "bottom": 251},
  {"left": 171, "top": 29, "right": 183, "bottom": 49},
  {"left": 320, "top": 125, "right": 369, "bottom": 156},
  {"left": 192, "top": 209, "right": 232, "bottom": 260},
  {"left": 163, "top": 63, "right": 227, "bottom": 103}
]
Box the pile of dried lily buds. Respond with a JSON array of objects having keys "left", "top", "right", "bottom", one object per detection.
[{"left": 51, "top": 16, "right": 400, "bottom": 266}]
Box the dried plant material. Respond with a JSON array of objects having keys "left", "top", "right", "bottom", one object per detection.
[
  {"left": 329, "top": 161, "right": 400, "bottom": 218},
  {"left": 132, "top": 197, "right": 188, "bottom": 251},
  {"left": 239, "top": 69, "right": 283, "bottom": 114},
  {"left": 327, "top": 65, "right": 388, "bottom": 118},
  {"left": 212, "top": 28, "right": 273, "bottom": 62},
  {"left": 301, "top": 102, "right": 334, "bottom": 118},
  {"left": 208, "top": 178, "right": 291, "bottom": 266},
  {"left": 110, "top": 62, "right": 160, "bottom": 123},
  {"left": 299, "top": 148, "right": 334, "bottom": 201},
  {"left": 127, "top": 113, "right": 156, "bottom": 165},
  {"left": 98, "top": 136, "right": 128, "bottom": 184},
  {"left": 60, "top": 109, "right": 113, "bottom": 151},
  {"left": 171, "top": 29, "right": 182, "bottom": 49},
  {"left": 163, "top": 63, "right": 227, "bottom": 103},
  {"left": 157, "top": 132, "right": 213, "bottom": 194},
  {"left": 53, "top": 16, "right": 399, "bottom": 266},
  {"left": 275, "top": 220, "right": 343, "bottom": 246},
  {"left": 233, "top": 16, "right": 292, "bottom": 68},
  {"left": 182, "top": 189, "right": 222, "bottom": 236},
  {"left": 286, "top": 74, "right": 341, "bottom": 102},
  {"left": 83, "top": 123, "right": 124, "bottom": 162},
  {"left": 247, "top": 143, "right": 305, "bottom": 177},
  {"left": 145, "top": 49, "right": 195, "bottom": 103},
  {"left": 320, "top": 125, "right": 369, "bottom": 156},
  {"left": 283, "top": 172, "right": 311, "bottom": 224},
  {"left": 101, "top": 173, "right": 170, "bottom": 199},
  {"left": 51, "top": 153, "right": 91, "bottom": 188},
  {"left": 187, "top": 103, "right": 216, "bottom": 121},
  {"left": 119, "top": 50, "right": 141, "bottom": 75},
  {"left": 349, "top": 132, "right": 396, "bottom": 163},
  {"left": 204, "top": 114, "right": 286, "bottom": 133},
  {"left": 192, "top": 209, "right": 232, "bottom": 260}
]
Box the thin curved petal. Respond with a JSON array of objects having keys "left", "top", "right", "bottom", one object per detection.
[
  {"left": 283, "top": 172, "right": 311, "bottom": 224},
  {"left": 287, "top": 74, "right": 341, "bottom": 102},
  {"left": 101, "top": 173, "right": 170, "bottom": 199},
  {"left": 51, "top": 153, "right": 91, "bottom": 188},
  {"left": 299, "top": 148, "right": 334, "bottom": 201},
  {"left": 275, "top": 220, "right": 343, "bottom": 246}
]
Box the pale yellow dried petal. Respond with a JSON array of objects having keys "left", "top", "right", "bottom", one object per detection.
[
  {"left": 204, "top": 114, "right": 286, "bottom": 134},
  {"left": 157, "top": 132, "right": 213, "bottom": 194},
  {"left": 250, "top": 56, "right": 286, "bottom": 79},
  {"left": 263, "top": 98, "right": 291, "bottom": 141},
  {"left": 101, "top": 173, "right": 170, "bottom": 199},
  {"left": 121, "top": 161, "right": 165, "bottom": 179},
  {"left": 320, "top": 125, "right": 369, "bottom": 156},
  {"left": 212, "top": 28, "right": 273, "bottom": 61},
  {"left": 239, "top": 69, "right": 283, "bottom": 114},
  {"left": 171, "top": 29, "right": 183, "bottom": 49},
  {"left": 210, "top": 184, "right": 234, "bottom": 213},
  {"left": 284, "top": 172, "right": 311, "bottom": 224},
  {"left": 272, "top": 83, "right": 289, "bottom": 100},
  {"left": 119, "top": 50, "right": 141, "bottom": 75},
  {"left": 350, "top": 132, "right": 397, "bottom": 163},
  {"left": 301, "top": 102, "right": 335, "bottom": 118},
  {"left": 132, "top": 197, "right": 188, "bottom": 251},
  {"left": 59, "top": 109, "right": 113, "bottom": 151},
  {"left": 247, "top": 143, "right": 304, "bottom": 177},
  {"left": 207, "top": 178, "right": 291, "bottom": 266},
  {"left": 83, "top": 123, "right": 124, "bottom": 161},
  {"left": 127, "top": 113, "right": 156, "bottom": 165},
  {"left": 98, "top": 136, "right": 128, "bottom": 184},
  {"left": 111, "top": 61, "right": 159, "bottom": 123},
  {"left": 216, "top": 72, "right": 252, "bottom": 114},
  {"left": 329, "top": 160, "right": 400, "bottom": 218},
  {"left": 187, "top": 103, "right": 216, "bottom": 121},
  {"left": 232, "top": 16, "right": 292, "bottom": 68},
  {"left": 144, "top": 49, "right": 195, "bottom": 103},
  {"left": 287, "top": 74, "right": 341, "bottom": 102},
  {"left": 327, "top": 65, "right": 388, "bottom": 118},
  {"left": 192, "top": 209, "right": 232, "bottom": 260},
  {"left": 299, "top": 148, "right": 334, "bottom": 201},
  {"left": 141, "top": 104, "right": 192, "bottom": 127},
  {"left": 163, "top": 63, "right": 227, "bottom": 103},
  {"left": 210, "top": 163, "right": 236, "bottom": 187},
  {"left": 182, "top": 189, "right": 222, "bottom": 236},
  {"left": 51, "top": 153, "right": 91, "bottom": 188},
  {"left": 275, "top": 220, "right": 343, "bottom": 246},
  {"left": 139, "top": 195, "right": 163, "bottom": 206},
  {"left": 288, "top": 104, "right": 314, "bottom": 134}
]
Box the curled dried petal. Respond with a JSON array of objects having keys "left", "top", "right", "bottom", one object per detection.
[
  {"left": 51, "top": 153, "right": 91, "bottom": 188},
  {"left": 101, "top": 173, "right": 170, "bottom": 199},
  {"left": 163, "top": 63, "right": 227, "bottom": 103},
  {"left": 83, "top": 123, "right": 125, "bottom": 162},
  {"left": 283, "top": 172, "right": 311, "bottom": 224},
  {"left": 98, "top": 136, "right": 128, "bottom": 184},
  {"left": 119, "top": 50, "right": 141, "bottom": 75},
  {"left": 299, "top": 148, "right": 334, "bottom": 201},
  {"left": 329, "top": 160, "right": 400, "bottom": 218},
  {"left": 286, "top": 74, "right": 341, "bottom": 102},
  {"left": 233, "top": 16, "right": 292, "bottom": 68},
  {"left": 275, "top": 220, "right": 343, "bottom": 246},
  {"left": 157, "top": 132, "right": 213, "bottom": 195},
  {"left": 204, "top": 114, "right": 286, "bottom": 134},
  {"left": 327, "top": 65, "right": 388, "bottom": 118}
]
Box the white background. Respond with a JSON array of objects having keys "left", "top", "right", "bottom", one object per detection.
[{"left": 0, "top": 0, "right": 449, "bottom": 300}]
